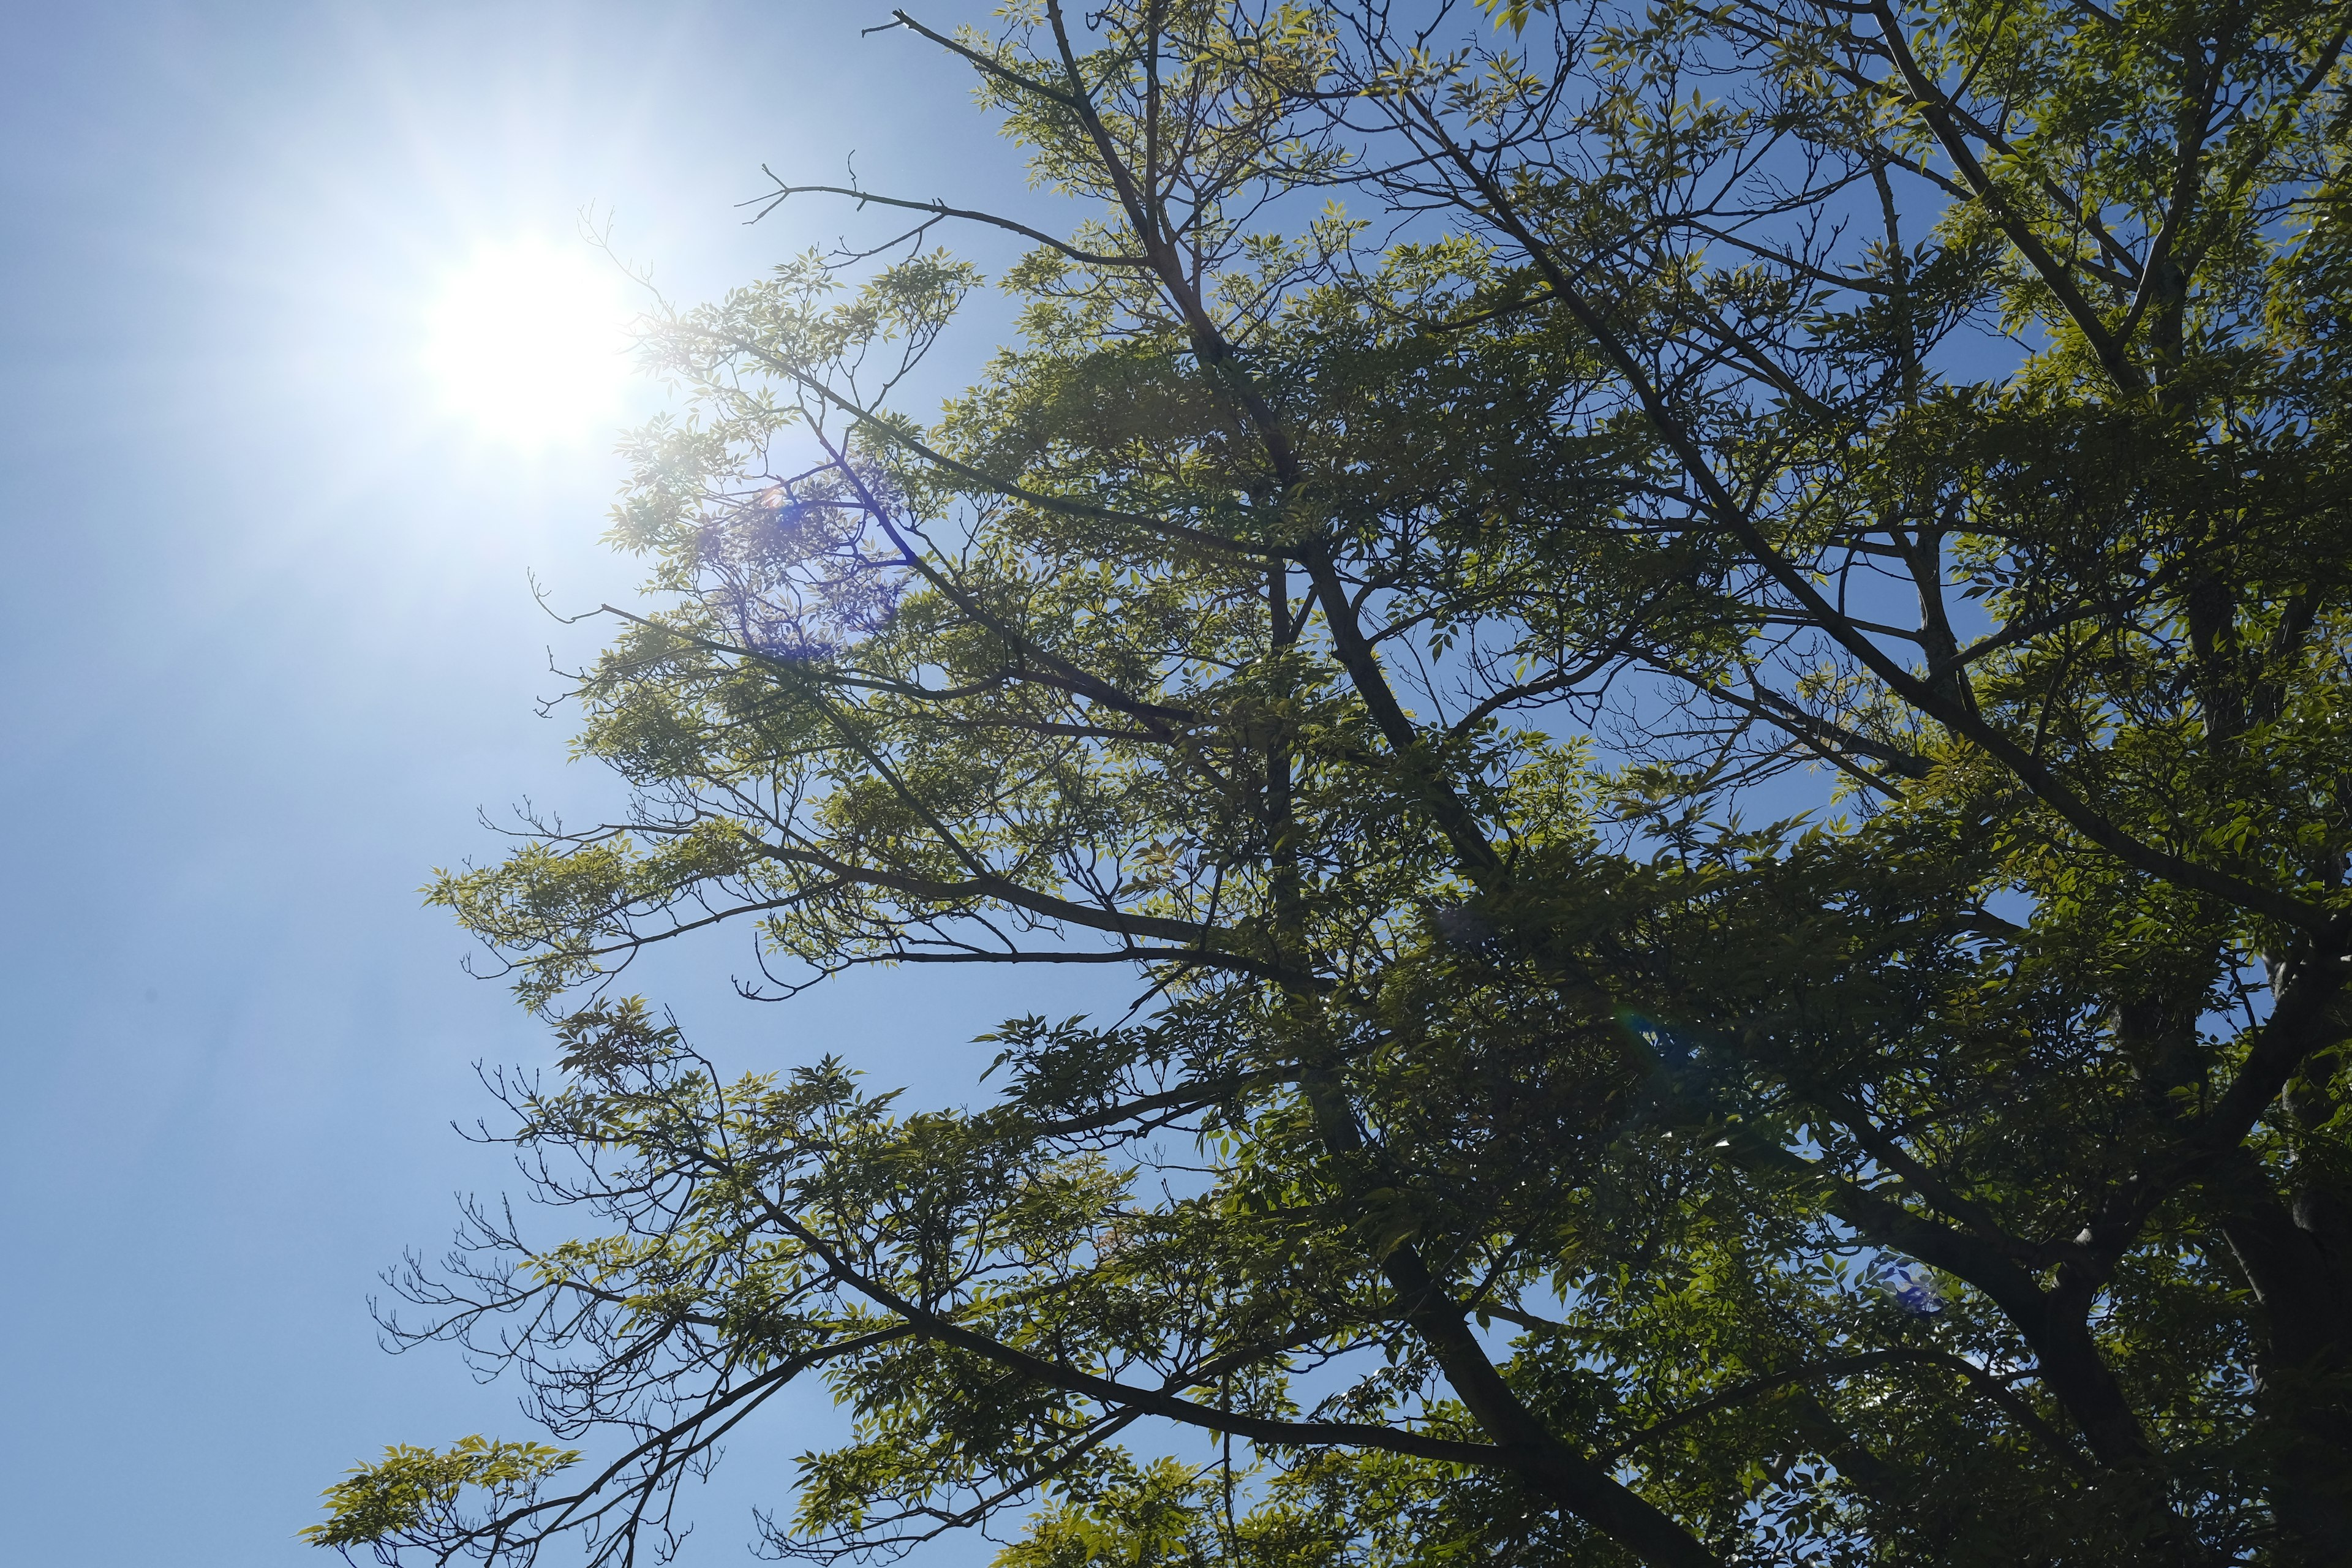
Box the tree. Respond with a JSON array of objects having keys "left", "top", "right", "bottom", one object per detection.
[{"left": 309, "top": 2, "right": 2352, "bottom": 1564}]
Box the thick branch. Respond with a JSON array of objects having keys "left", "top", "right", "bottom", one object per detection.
[{"left": 1866, "top": 1, "right": 2146, "bottom": 394}]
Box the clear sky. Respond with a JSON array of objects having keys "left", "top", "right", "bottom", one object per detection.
[{"left": 0, "top": 4, "right": 1115, "bottom": 1562}]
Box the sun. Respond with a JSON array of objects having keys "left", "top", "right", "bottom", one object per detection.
[{"left": 421, "top": 241, "right": 635, "bottom": 448}]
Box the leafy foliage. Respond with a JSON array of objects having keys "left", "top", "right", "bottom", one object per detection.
[
  {"left": 304, "top": 1438, "right": 582, "bottom": 1554},
  {"left": 326, "top": 1, "right": 2352, "bottom": 1565}
]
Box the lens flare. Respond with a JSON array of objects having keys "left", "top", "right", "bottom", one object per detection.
[{"left": 421, "top": 241, "right": 632, "bottom": 448}]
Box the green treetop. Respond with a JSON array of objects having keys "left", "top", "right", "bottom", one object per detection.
[{"left": 314, "top": 2, "right": 2352, "bottom": 1564}]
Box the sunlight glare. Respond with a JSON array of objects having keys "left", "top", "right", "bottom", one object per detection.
[{"left": 421, "top": 241, "right": 633, "bottom": 448}]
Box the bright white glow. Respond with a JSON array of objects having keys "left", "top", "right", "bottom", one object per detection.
[{"left": 421, "top": 241, "right": 633, "bottom": 448}]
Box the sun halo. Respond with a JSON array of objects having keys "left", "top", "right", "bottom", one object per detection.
[{"left": 420, "top": 241, "right": 635, "bottom": 449}]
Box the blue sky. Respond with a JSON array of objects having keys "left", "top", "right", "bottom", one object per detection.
[{"left": 0, "top": 5, "right": 1120, "bottom": 1562}]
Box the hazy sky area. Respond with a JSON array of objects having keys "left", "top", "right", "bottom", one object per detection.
[{"left": 0, "top": 5, "right": 1121, "bottom": 1562}]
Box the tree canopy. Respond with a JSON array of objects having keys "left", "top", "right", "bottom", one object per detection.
[{"left": 312, "top": 1, "right": 2352, "bottom": 1564}]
